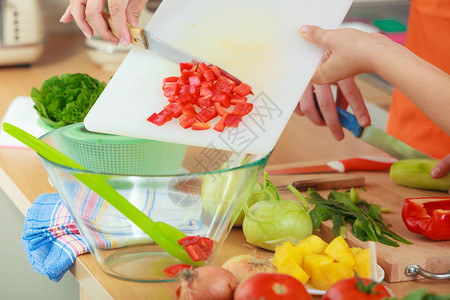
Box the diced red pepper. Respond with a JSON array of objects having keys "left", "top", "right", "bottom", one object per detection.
[
  {"left": 213, "top": 102, "right": 229, "bottom": 117},
  {"left": 178, "top": 235, "right": 201, "bottom": 246},
  {"left": 197, "top": 95, "right": 214, "bottom": 110},
  {"left": 203, "top": 69, "right": 216, "bottom": 82},
  {"left": 196, "top": 62, "right": 209, "bottom": 76},
  {"left": 201, "top": 81, "right": 214, "bottom": 89},
  {"left": 230, "top": 95, "right": 248, "bottom": 105},
  {"left": 179, "top": 85, "right": 197, "bottom": 95},
  {"left": 233, "top": 82, "right": 253, "bottom": 96},
  {"left": 188, "top": 74, "right": 201, "bottom": 86},
  {"left": 191, "top": 122, "right": 211, "bottom": 131},
  {"left": 196, "top": 107, "right": 218, "bottom": 123},
  {"left": 212, "top": 94, "right": 231, "bottom": 109},
  {"left": 224, "top": 114, "right": 242, "bottom": 127},
  {"left": 147, "top": 109, "right": 174, "bottom": 126},
  {"left": 177, "top": 235, "right": 214, "bottom": 262},
  {"left": 231, "top": 101, "right": 253, "bottom": 116},
  {"left": 163, "top": 76, "right": 179, "bottom": 84},
  {"left": 164, "top": 103, "right": 182, "bottom": 118},
  {"left": 163, "top": 264, "right": 191, "bottom": 277},
  {"left": 199, "top": 87, "right": 214, "bottom": 98},
  {"left": 152, "top": 63, "right": 254, "bottom": 131},
  {"left": 214, "top": 115, "right": 227, "bottom": 132},
  {"left": 402, "top": 197, "right": 450, "bottom": 240},
  {"left": 210, "top": 65, "right": 222, "bottom": 78},
  {"left": 181, "top": 103, "right": 197, "bottom": 116},
  {"left": 179, "top": 115, "right": 196, "bottom": 129},
  {"left": 175, "top": 94, "right": 195, "bottom": 105},
  {"left": 215, "top": 75, "right": 236, "bottom": 93},
  {"left": 162, "top": 82, "right": 179, "bottom": 97},
  {"left": 180, "top": 62, "right": 195, "bottom": 72}
]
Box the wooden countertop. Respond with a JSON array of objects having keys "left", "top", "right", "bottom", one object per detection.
[{"left": 1, "top": 34, "right": 448, "bottom": 300}]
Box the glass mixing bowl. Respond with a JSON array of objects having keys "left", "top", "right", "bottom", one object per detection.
[{"left": 38, "top": 123, "right": 271, "bottom": 282}]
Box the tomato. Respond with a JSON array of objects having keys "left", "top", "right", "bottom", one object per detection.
[
  {"left": 322, "top": 277, "right": 392, "bottom": 300},
  {"left": 234, "top": 273, "right": 311, "bottom": 300}
]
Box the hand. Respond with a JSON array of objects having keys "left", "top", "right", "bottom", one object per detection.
[
  {"left": 296, "top": 78, "right": 370, "bottom": 140},
  {"left": 431, "top": 154, "right": 450, "bottom": 194},
  {"left": 299, "top": 25, "right": 392, "bottom": 84},
  {"left": 60, "top": 0, "right": 148, "bottom": 46}
]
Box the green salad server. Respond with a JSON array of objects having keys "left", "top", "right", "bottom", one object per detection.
[{"left": 2, "top": 122, "right": 202, "bottom": 266}]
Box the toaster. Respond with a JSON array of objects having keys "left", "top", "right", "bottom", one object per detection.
[{"left": 0, "top": 0, "right": 45, "bottom": 66}]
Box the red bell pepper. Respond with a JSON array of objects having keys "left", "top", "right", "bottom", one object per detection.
[
  {"left": 148, "top": 62, "right": 253, "bottom": 132},
  {"left": 177, "top": 235, "right": 214, "bottom": 261},
  {"left": 163, "top": 264, "right": 191, "bottom": 277},
  {"left": 402, "top": 197, "right": 450, "bottom": 240}
]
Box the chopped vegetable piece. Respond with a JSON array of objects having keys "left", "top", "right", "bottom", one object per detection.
[
  {"left": 192, "top": 122, "right": 211, "bottom": 131},
  {"left": 148, "top": 62, "right": 254, "bottom": 131},
  {"left": 224, "top": 115, "right": 242, "bottom": 127},
  {"left": 196, "top": 107, "right": 218, "bottom": 123},
  {"left": 215, "top": 76, "right": 236, "bottom": 93},
  {"left": 231, "top": 101, "right": 253, "bottom": 116},
  {"left": 402, "top": 197, "right": 450, "bottom": 240},
  {"left": 180, "top": 62, "right": 195, "bottom": 72},
  {"left": 178, "top": 235, "right": 214, "bottom": 262},
  {"left": 163, "top": 264, "right": 191, "bottom": 277},
  {"left": 180, "top": 115, "right": 196, "bottom": 129},
  {"left": 233, "top": 82, "right": 253, "bottom": 96}
]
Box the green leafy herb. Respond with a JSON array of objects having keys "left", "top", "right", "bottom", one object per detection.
[
  {"left": 306, "top": 187, "right": 412, "bottom": 247},
  {"left": 30, "top": 73, "right": 106, "bottom": 128}
]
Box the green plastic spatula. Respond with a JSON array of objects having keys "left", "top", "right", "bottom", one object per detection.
[{"left": 2, "top": 122, "right": 201, "bottom": 266}]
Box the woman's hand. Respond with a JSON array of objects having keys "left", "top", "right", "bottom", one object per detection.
[
  {"left": 431, "top": 154, "right": 450, "bottom": 194},
  {"left": 60, "top": 0, "right": 148, "bottom": 46},
  {"left": 296, "top": 25, "right": 382, "bottom": 139}
]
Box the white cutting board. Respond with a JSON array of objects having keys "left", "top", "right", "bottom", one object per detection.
[{"left": 84, "top": 0, "right": 353, "bottom": 154}]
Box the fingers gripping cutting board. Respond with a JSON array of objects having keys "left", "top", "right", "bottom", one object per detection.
[{"left": 84, "top": 0, "right": 353, "bottom": 154}]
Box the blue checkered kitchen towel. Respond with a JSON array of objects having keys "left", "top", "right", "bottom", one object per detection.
[{"left": 22, "top": 193, "right": 89, "bottom": 282}]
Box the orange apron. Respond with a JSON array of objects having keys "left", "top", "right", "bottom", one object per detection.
[{"left": 386, "top": 0, "right": 450, "bottom": 159}]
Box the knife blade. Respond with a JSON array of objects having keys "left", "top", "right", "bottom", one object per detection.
[
  {"left": 277, "top": 174, "right": 365, "bottom": 191},
  {"left": 104, "top": 12, "right": 241, "bottom": 84},
  {"left": 267, "top": 155, "right": 397, "bottom": 175},
  {"left": 337, "top": 107, "right": 431, "bottom": 160}
]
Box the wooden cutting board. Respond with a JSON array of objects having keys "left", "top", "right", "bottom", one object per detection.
[
  {"left": 84, "top": 0, "right": 353, "bottom": 155},
  {"left": 271, "top": 170, "right": 450, "bottom": 282}
]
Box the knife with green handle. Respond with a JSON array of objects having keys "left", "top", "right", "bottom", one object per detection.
[
  {"left": 337, "top": 107, "right": 431, "bottom": 160},
  {"left": 1, "top": 122, "right": 202, "bottom": 266}
]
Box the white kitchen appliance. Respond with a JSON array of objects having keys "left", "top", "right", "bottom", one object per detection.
[{"left": 0, "top": 0, "right": 45, "bottom": 66}]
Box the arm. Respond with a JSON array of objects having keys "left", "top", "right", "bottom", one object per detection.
[
  {"left": 60, "top": 0, "right": 148, "bottom": 46},
  {"left": 300, "top": 25, "right": 450, "bottom": 135}
]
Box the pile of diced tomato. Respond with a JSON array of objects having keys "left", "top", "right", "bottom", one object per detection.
[{"left": 147, "top": 62, "right": 253, "bottom": 132}]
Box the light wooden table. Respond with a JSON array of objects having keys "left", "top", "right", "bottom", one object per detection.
[{"left": 1, "top": 34, "right": 448, "bottom": 299}]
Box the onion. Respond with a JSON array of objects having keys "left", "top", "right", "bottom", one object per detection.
[
  {"left": 176, "top": 265, "right": 238, "bottom": 300},
  {"left": 222, "top": 254, "right": 277, "bottom": 282}
]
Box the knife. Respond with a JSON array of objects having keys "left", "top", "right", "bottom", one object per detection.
[
  {"left": 336, "top": 107, "right": 431, "bottom": 160},
  {"left": 104, "top": 12, "right": 241, "bottom": 84},
  {"left": 267, "top": 155, "right": 397, "bottom": 175},
  {"left": 277, "top": 174, "right": 365, "bottom": 191}
]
